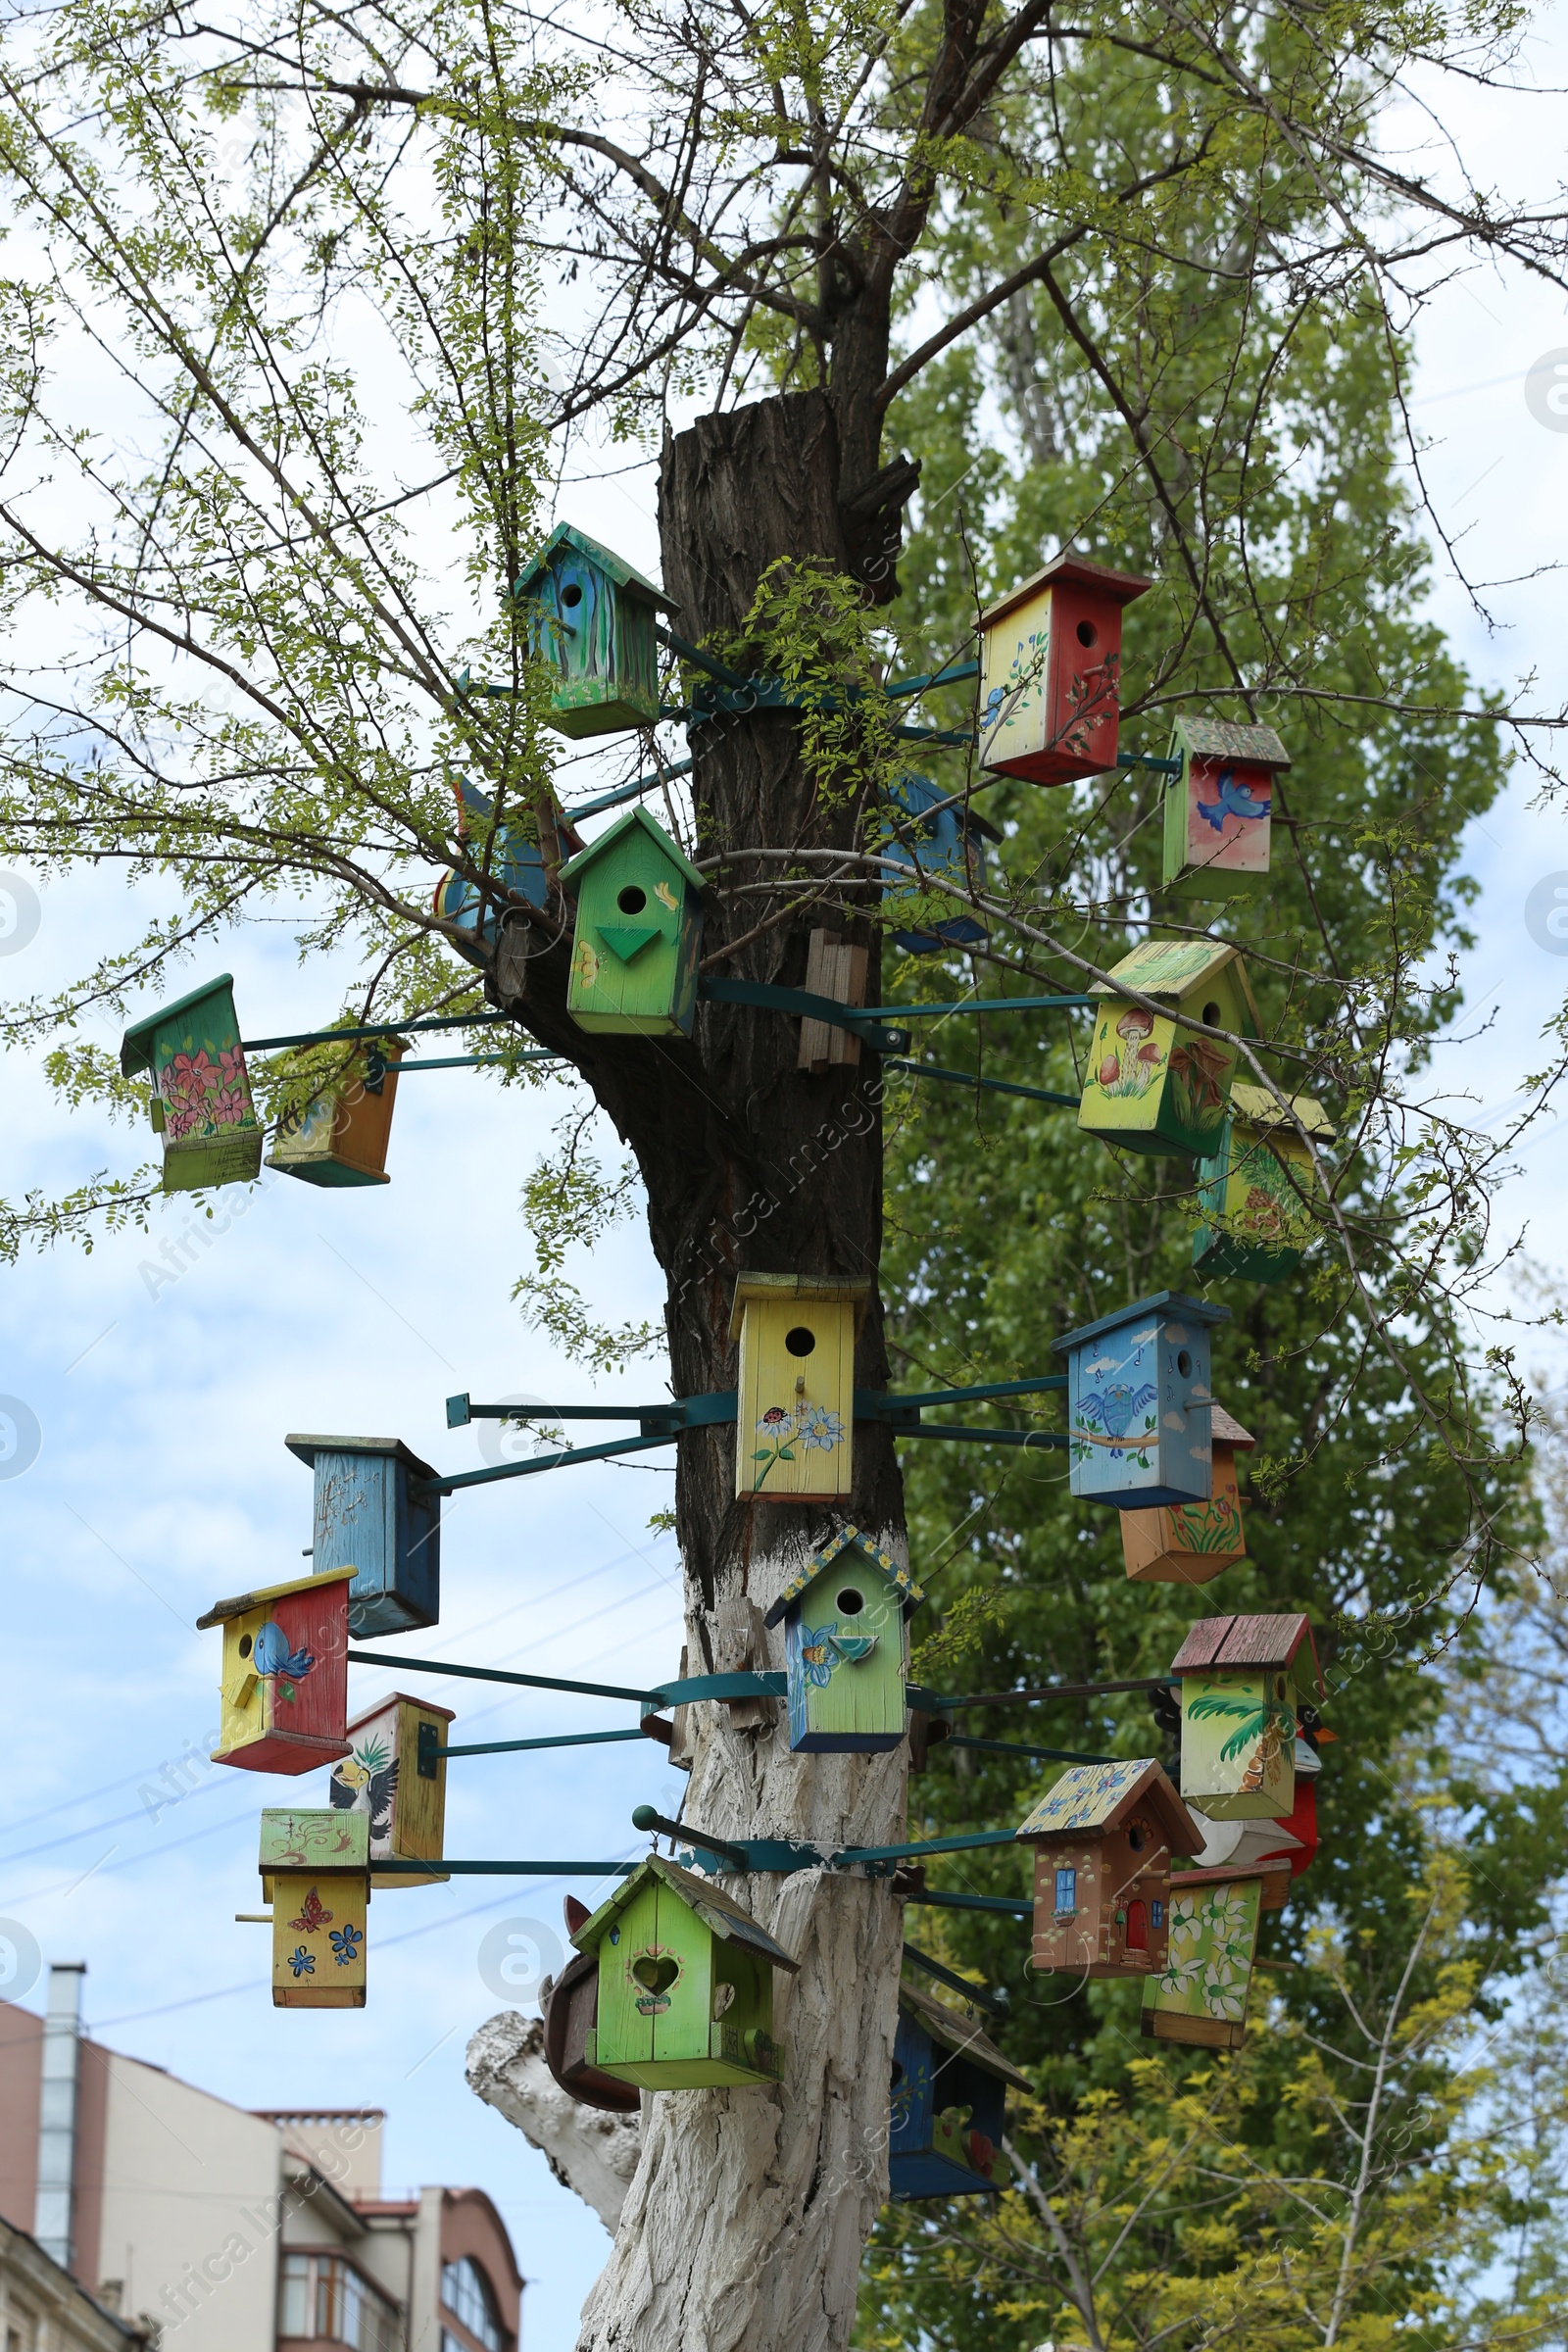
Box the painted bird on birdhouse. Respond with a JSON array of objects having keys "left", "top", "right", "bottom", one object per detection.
[
  {"left": 198, "top": 1566, "right": 355, "bottom": 1776},
  {"left": 1171, "top": 1613, "right": 1324, "bottom": 1821},
  {"left": 1053, "top": 1290, "right": 1229, "bottom": 1508}
]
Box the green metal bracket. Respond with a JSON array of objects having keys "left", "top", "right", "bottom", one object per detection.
[
  {"left": 699, "top": 975, "right": 910, "bottom": 1053},
  {"left": 372, "top": 1857, "right": 640, "bottom": 1877},
  {"left": 346, "top": 1647, "right": 661, "bottom": 1705},
  {"left": 242, "top": 1009, "right": 514, "bottom": 1052},
  {"left": 422, "top": 1725, "right": 658, "bottom": 1766},
  {"left": 904, "top": 1889, "right": 1034, "bottom": 1918},
  {"left": 886, "top": 1059, "right": 1082, "bottom": 1110}
]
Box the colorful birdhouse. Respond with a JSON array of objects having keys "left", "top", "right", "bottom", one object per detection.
[
  {"left": 1172, "top": 1614, "right": 1323, "bottom": 1821},
  {"left": 977, "top": 555, "right": 1152, "bottom": 786},
  {"left": 1017, "top": 1759, "right": 1201, "bottom": 1980},
  {"left": 1076, "top": 939, "right": 1258, "bottom": 1161},
  {"left": 1053, "top": 1290, "right": 1228, "bottom": 1509},
  {"left": 763, "top": 1525, "right": 922, "bottom": 1754},
  {"left": 286, "top": 1432, "right": 441, "bottom": 1637},
  {"left": 267, "top": 1037, "right": 405, "bottom": 1189},
  {"left": 1193, "top": 1084, "right": 1336, "bottom": 1283},
  {"left": 433, "top": 776, "right": 583, "bottom": 969},
  {"left": 120, "top": 972, "right": 264, "bottom": 1193},
  {"left": 570, "top": 1855, "right": 799, "bottom": 2089},
  {"left": 731, "top": 1273, "right": 868, "bottom": 1503},
  {"left": 512, "top": 522, "right": 676, "bottom": 739},
  {"left": 1161, "top": 717, "right": 1291, "bottom": 900},
  {"left": 1140, "top": 1864, "right": 1269, "bottom": 2048},
  {"left": 1119, "top": 1405, "right": 1254, "bottom": 1585},
  {"left": 260, "top": 1808, "right": 369, "bottom": 2010},
  {"left": 881, "top": 773, "right": 1000, "bottom": 954},
  {"left": 560, "top": 807, "right": 707, "bottom": 1037},
  {"left": 328, "top": 1692, "right": 453, "bottom": 1888},
  {"left": 889, "top": 1981, "right": 1030, "bottom": 2200},
  {"left": 1194, "top": 1733, "right": 1322, "bottom": 1883},
  {"left": 198, "top": 1566, "right": 355, "bottom": 1776}
]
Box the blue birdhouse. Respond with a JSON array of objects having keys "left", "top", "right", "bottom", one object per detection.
[
  {"left": 512, "top": 523, "right": 676, "bottom": 739},
  {"left": 880, "top": 774, "right": 1001, "bottom": 954},
  {"left": 1052, "top": 1291, "right": 1230, "bottom": 1509},
  {"left": 434, "top": 777, "right": 583, "bottom": 969},
  {"left": 286, "top": 1434, "right": 441, "bottom": 1637},
  {"left": 763, "top": 1526, "right": 922, "bottom": 1754},
  {"left": 889, "top": 1981, "right": 1029, "bottom": 2200}
]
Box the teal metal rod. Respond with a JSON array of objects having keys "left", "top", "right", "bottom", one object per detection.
[
  {"left": 902, "top": 1942, "right": 1010, "bottom": 2017},
  {"left": 929, "top": 1677, "right": 1170, "bottom": 1710},
  {"left": 945, "top": 1735, "right": 1120, "bottom": 1765},
  {"left": 903, "top": 1889, "right": 1034, "bottom": 1918},
  {"left": 896, "top": 1424, "right": 1070, "bottom": 1450},
  {"left": 431, "top": 1429, "right": 679, "bottom": 1493},
  {"left": 394, "top": 1053, "right": 536, "bottom": 1072},
  {"left": 655, "top": 624, "right": 755, "bottom": 693},
  {"left": 243, "top": 1009, "right": 512, "bottom": 1051},
  {"left": 863, "top": 993, "right": 1097, "bottom": 1019},
  {"left": 567, "top": 759, "right": 695, "bottom": 820},
  {"left": 883, "top": 1374, "right": 1066, "bottom": 1406},
  {"left": 885, "top": 1059, "right": 1082, "bottom": 1110},
  {"left": 346, "top": 1646, "right": 660, "bottom": 1705},
  {"left": 435, "top": 1728, "right": 655, "bottom": 1758},
  {"left": 836, "top": 1827, "right": 1022, "bottom": 1867},
  {"left": 372, "top": 1857, "right": 639, "bottom": 1876},
  {"left": 883, "top": 660, "right": 980, "bottom": 699}
]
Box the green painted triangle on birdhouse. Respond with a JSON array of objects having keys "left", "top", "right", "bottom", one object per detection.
[{"left": 595, "top": 922, "right": 661, "bottom": 963}]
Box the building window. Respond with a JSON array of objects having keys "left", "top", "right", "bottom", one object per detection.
[
  {"left": 441, "top": 2257, "right": 503, "bottom": 2352},
  {"left": 279, "top": 2250, "right": 401, "bottom": 2352}
]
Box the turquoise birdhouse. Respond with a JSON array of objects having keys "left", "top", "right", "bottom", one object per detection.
[
  {"left": 881, "top": 774, "right": 1000, "bottom": 954},
  {"left": 286, "top": 1433, "right": 441, "bottom": 1637},
  {"left": 434, "top": 777, "right": 558, "bottom": 969},
  {"left": 560, "top": 807, "right": 707, "bottom": 1036},
  {"left": 512, "top": 523, "right": 676, "bottom": 739},
  {"left": 1053, "top": 1291, "right": 1230, "bottom": 1508},
  {"left": 764, "top": 1525, "right": 922, "bottom": 1754}
]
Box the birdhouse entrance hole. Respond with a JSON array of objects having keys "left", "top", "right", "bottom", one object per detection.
[
  {"left": 785, "top": 1326, "right": 816, "bottom": 1356},
  {"left": 1076, "top": 619, "right": 1099, "bottom": 647},
  {"left": 617, "top": 885, "right": 647, "bottom": 912},
  {"left": 837, "top": 1587, "right": 865, "bottom": 1616},
  {"left": 632, "top": 1952, "right": 680, "bottom": 1998},
  {"left": 238, "top": 1634, "right": 253, "bottom": 1658}
]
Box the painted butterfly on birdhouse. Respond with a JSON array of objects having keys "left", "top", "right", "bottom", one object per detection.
[{"left": 289, "top": 1886, "right": 334, "bottom": 1936}]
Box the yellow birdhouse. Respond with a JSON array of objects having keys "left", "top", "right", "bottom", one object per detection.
[
  {"left": 198, "top": 1566, "right": 357, "bottom": 1776},
  {"left": 260, "top": 1808, "right": 370, "bottom": 2008},
  {"left": 1193, "top": 1084, "right": 1336, "bottom": 1282},
  {"left": 1076, "top": 939, "right": 1258, "bottom": 1162},
  {"left": 730, "top": 1274, "right": 868, "bottom": 1502},
  {"left": 329, "top": 1692, "right": 454, "bottom": 1889}
]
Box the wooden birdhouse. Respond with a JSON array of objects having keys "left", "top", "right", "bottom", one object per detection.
[
  {"left": 570, "top": 1855, "right": 799, "bottom": 2089},
  {"left": 731, "top": 1273, "right": 868, "bottom": 1503},
  {"left": 889, "top": 1982, "right": 1030, "bottom": 2200},
  {"left": 1193, "top": 1732, "right": 1322, "bottom": 1885},
  {"left": 1172, "top": 1614, "right": 1323, "bottom": 1821},
  {"left": 881, "top": 773, "right": 1000, "bottom": 954},
  {"left": 121, "top": 973, "right": 264, "bottom": 1193},
  {"left": 198, "top": 1566, "right": 355, "bottom": 1776},
  {"left": 268, "top": 1038, "right": 405, "bottom": 1189},
  {"left": 286, "top": 1433, "right": 442, "bottom": 1638},
  {"left": 560, "top": 807, "right": 707, "bottom": 1037},
  {"left": 434, "top": 776, "right": 582, "bottom": 970},
  {"left": 1193, "top": 1083, "right": 1336, "bottom": 1283},
  {"left": 1076, "top": 939, "right": 1258, "bottom": 1161},
  {"left": 1140, "top": 1863, "right": 1269, "bottom": 2048},
  {"left": 328, "top": 1692, "right": 453, "bottom": 1888},
  {"left": 260, "top": 1808, "right": 370, "bottom": 2010},
  {"left": 977, "top": 555, "right": 1152, "bottom": 786},
  {"left": 1053, "top": 1289, "right": 1229, "bottom": 1509},
  {"left": 1161, "top": 717, "right": 1291, "bottom": 900},
  {"left": 1017, "top": 1759, "right": 1201, "bottom": 1980},
  {"left": 763, "top": 1525, "right": 922, "bottom": 1753},
  {"left": 1120, "top": 1405, "right": 1254, "bottom": 1585},
  {"left": 512, "top": 522, "right": 676, "bottom": 739}
]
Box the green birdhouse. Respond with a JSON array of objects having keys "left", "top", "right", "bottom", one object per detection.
[
  {"left": 512, "top": 523, "right": 676, "bottom": 739},
  {"left": 1076, "top": 939, "right": 1258, "bottom": 1161},
  {"left": 764, "top": 1525, "right": 922, "bottom": 1754},
  {"left": 120, "top": 972, "right": 264, "bottom": 1193},
  {"left": 1193, "top": 1083, "right": 1336, "bottom": 1283},
  {"left": 1172, "top": 1613, "right": 1323, "bottom": 1822},
  {"left": 560, "top": 807, "right": 707, "bottom": 1036},
  {"left": 1161, "top": 717, "right": 1290, "bottom": 900},
  {"left": 570, "top": 1855, "right": 799, "bottom": 2090}
]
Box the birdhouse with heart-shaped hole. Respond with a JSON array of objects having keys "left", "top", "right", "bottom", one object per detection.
[
  {"left": 1172, "top": 1614, "right": 1323, "bottom": 1821},
  {"left": 1193, "top": 1084, "right": 1336, "bottom": 1283},
  {"left": 560, "top": 807, "right": 707, "bottom": 1036},
  {"left": 764, "top": 1525, "right": 922, "bottom": 1753},
  {"left": 260, "top": 1807, "right": 370, "bottom": 2009},
  {"left": 881, "top": 772, "right": 1000, "bottom": 954},
  {"left": 977, "top": 555, "right": 1152, "bottom": 786},
  {"left": 512, "top": 522, "right": 676, "bottom": 738},
  {"left": 1077, "top": 939, "right": 1258, "bottom": 1162},
  {"left": 286, "top": 1433, "right": 441, "bottom": 1637},
  {"left": 1017, "top": 1758, "right": 1201, "bottom": 1981},
  {"left": 731, "top": 1274, "right": 869, "bottom": 1502},
  {"left": 1141, "top": 1862, "right": 1271, "bottom": 2049},
  {"left": 1161, "top": 717, "right": 1291, "bottom": 900},
  {"left": 268, "top": 1036, "right": 405, "bottom": 1189},
  {"left": 1120, "top": 1405, "right": 1254, "bottom": 1585},
  {"left": 570, "top": 1855, "right": 799, "bottom": 2089},
  {"left": 121, "top": 973, "right": 264, "bottom": 1194},
  {"left": 889, "top": 1981, "right": 1030, "bottom": 2200},
  {"left": 328, "top": 1692, "right": 453, "bottom": 1888},
  {"left": 198, "top": 1566, "right": 356, "bottom": 1776},
  {"left": 1053, "top": 1290, "right": 1228, "bottom": 1508}
]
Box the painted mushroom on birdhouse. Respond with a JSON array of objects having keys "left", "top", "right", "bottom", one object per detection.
[
  {"left": 1017, "top": 1758, "right": 1200, "bottom": 1980},
  {"left": 1141, "top": 1862, "right": 1271, "bottom": 2048},
  {"left": 287, "top": 1433, "right": 442, "bottom": 1638},
  {"left": 260, "top": 1807, "right": 370, "bottom": 2009},
  {"left": 512, "top": 522, "right": 676, "bottom": 738},
  {"left": 328, "top": 1692, "right": 454, "bottom": 1888},
  {"left": 881, "top": 772, "right": 1000, "bottom": 953},
  {"left": 1076, "top": 939, "right": 1258, "bottom": 1161},
  {"left": 977, "top": 555, "right": 1152, "bottom": 785},
  {"left": 889, "top": 1982, "right": 1030, "bottom": 2199},
  {"left": 1119, "top": 1404, "right": 1254, "bottom": 1585},
  {"left": 1161, "top": 717, "right": 1291, "bottom": 900},
  {"left": 268, "top": 1037, "right": 405, "bottom": 1189},
  {"left": 731, "top": 1273, "right": 867, "bottom": 1503},
  {"left": 1172, "top": 1613, "right": 1323, "bottom": 1821},
  {"left": 1053, "top": 1289, "right": 1228, "bottom": 1509},
  {"left": 198, "top": 1566, "right": 355, "bottom": 1775},
  {"left": 1193, "top": 1083, "right": 1336, "bottom": 1284},
  {"left": 763, "top": 1525, "right": 922, "bottom": 1754},
  {"left": 121, "top": 972, "right": 264, "bottom": 1194},
  {"left": 560, "top": 807, "right": 707, "bottom": 1037}
]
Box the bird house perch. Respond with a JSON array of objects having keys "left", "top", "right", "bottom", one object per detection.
[
  {"left": 268, "top": 1038, "right": 405, "bottom": 1189},
  {"left": 1193, "top": 1083, "right": 1336, "bottom": 1283},
  {"left": 560, "top": 807, "right": 707, "bottom": 1037},
  {"left": 1172, "top": 1613, "right": 1323, "bottom": 1821},
  {"left": 1161, "top": 717, "right": 1291, "bottom": 900},
  {"left": 286, "top": 1433, "right": 441, "bottom": 1637},
  {"left": 1119, "top": 1404, "right": 1254, "bottom": 1584},
  {"left": 764, "top": 1525, "right": 922, "bottom": 1753},
  {"left": 1017, "top": 1759, "right": 1201, "bottom": 1980},
  {"left": 1076, "top": 940, "right": 1258, "bottom": 1161},
  {"left": 889, "top": 1982, "right": 1029, "bottom": 2200},
  {"left": 513, "top": 523, "right": 676, "bottom": 738},
  {"left": 121, "top": 973, "right": 264, "bottom": 1193},
  {"left": 329, "top": 1692, "right": 453, "bottom": 1888},
  {"left": 198, "top": 1566, "right": 355, "bottom": 1775},
  {"left": 1053, "top": 1289, "right": 1228, "bottom": 1508},
  {"left": 260, "top": 1808, "right": 369, "bottom": 2009},
  {"left": 731, "top": 1274, "right": 868, "bottom": 1502},
  {"left": 977, "top": 556, "right": 1152, "bottom": 785}
]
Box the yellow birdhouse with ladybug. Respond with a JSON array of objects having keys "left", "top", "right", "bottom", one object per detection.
[{"left": 731, "top": 1273, "right": 868, "bottom": 1502}]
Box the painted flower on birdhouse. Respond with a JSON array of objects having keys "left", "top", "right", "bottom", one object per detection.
[
  {"left": 797, "top": 1405, "right": 845, "bottom": 1451},
  {"left": 799, "top": 1631, "right": 837, "bottom": 1688},
  {"left": 288, "top": 1946, "right": 315, "bottom": 1979},
  {"left": 329, "top": 1923, "right": 363, "bottom": 1967}
]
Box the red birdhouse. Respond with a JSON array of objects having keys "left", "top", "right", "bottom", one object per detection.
[
  {"left": 978, "top": 556, "right": 1152, "bottom": 786},
  {"left": 198, "top": 1566, "right": 354, "bottom": 1775}
]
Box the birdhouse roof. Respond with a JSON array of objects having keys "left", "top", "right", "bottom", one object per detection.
[
  {"left": 979, "top": 553, "right": 1152, "bottom": 631},
  {"left": 763, "top": 1525, "right": 924, "bottom": 1627},
  {"left": 1170, "top": 1613, "right": 1323, "bottom": 1691},
  {"left": 120, "top": 972, "right": 239, "bottom": 1077},
  {"left": 511, "top": 522, "right": 677, "bottom": 612},
  {"left": 728, "top": 1271, "right": 871, "bottom": 1342},
  {"left": 345, "top": 1691, "right": 455, "bottom": 1735},
  {"left": 1227, "top": 1081, "right": 1335, "bottom": 1142},
  {"left": 570, "top": 1855, "right": 801, "bottom": 1972},
  {"left": 558, "top": 805, "right": 708, "bottom": 896},
  {"left": 1016, "top": 1757, "right": 1201, "bottom": 1856},
  {"left": 899, "top": 1981, "right": 1031, "bottom": 2090},
  {"left": 1211, "top": 1405, "right": 1255, "bottom": 1449},
  {"left": 283, "top": 1432, "right": 439, "bottom": 1482},
  {"left": 886, "top": 772, "right": 1003, "bottom": 844},
  {"left": 1051, "top": 1287, "right": 1231, "bottom": 1359},
  {"left": 1089, "top": 938, "right": 1259, "bottom": 1031},
  {"left": 1171, "top": 716, "right": 1291, "bottom": 771},
  {"left": 259, "top": 1807, "right": 370, "bottom": 1872},
  {"left": 196, "top": 1563, "right": 356, "bottom": 1630}
]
